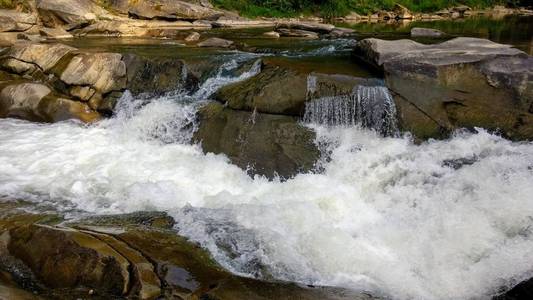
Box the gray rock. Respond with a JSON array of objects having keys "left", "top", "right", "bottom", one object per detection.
[
  {"left": 263, "top": 31, "right": 280, "bottom": 38},
  {"left": 184, "top": 31, "right": 200, "bottom": 42},
  {"left": 36, "top": 0, "right": 108, "bottom": 30},
  {"left": 197, "top": 37, "right": 234, "bottom": 48},
  {"left": 123, "top": 54, "right": 197, "bottom": 95},
  {"left": 0, "top": 82, "right": 100, "bottom": 123},
  {"left": 60, "top": 52, "right": 127, "bottom": 94},
  {"left": 276, "top": 21, "right": 335, "bottom": 34},
  {"left": 39, "top": 27, "right": 73, "bottom": 39},
  {"left": 113, "top": 0, "right": 222, "bottom": 20},
  {"left": 354, "top": 37, "right": 533, "bottom": 140},
  {"left": 276, "top": 28, "right": 319, "bottom": 39},
  {"left": 0, "top": 10, "right": 38, "bottom": 33},
  {"left": 216, "top": 63, "right": 378, "bottom": 116},
  {"left": 193, "top": 102, "right": 319, "bottom": 179},
  {"left": 394, "top": 3, "right": 413, "bottom": 19}
]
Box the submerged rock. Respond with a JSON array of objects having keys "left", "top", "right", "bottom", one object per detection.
[
  {"left": 354, "top": 37, "right": 533, "bottom": 140},
  {"left": 112, "top": 0, "right": 222, "bottom": 21},
  {"left": 193, "top": 102, "right": 319, "bottom": 179},
  {"left": 184, "top": 31, "right": 200, "bottom": 42},
  {"left": 216, "top": 62, "right": 381, "bottom": 117},
  {"left": 60, "top": 52, "right": 127, "bottom": 94},
  {"left": 410, "top": 27, "right": 446, "bottom": 37},
  {"left": 197, "top": 37, "right": 234, "bottom": 48},
  {"left": 123, "top": 54, "right": 197, "bottom": 95}
]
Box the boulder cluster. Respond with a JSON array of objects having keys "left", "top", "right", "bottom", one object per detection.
[{"left": 0, "top": 42, "right": 196, "bottom": 122}]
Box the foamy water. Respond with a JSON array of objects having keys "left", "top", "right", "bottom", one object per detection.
[{"left": 1, "top": 62, "right": 533, "bottom": 300}]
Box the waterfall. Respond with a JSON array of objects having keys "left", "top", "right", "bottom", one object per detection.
[{"left": 303, "top": 85, "right": 399, "bottom": 136}]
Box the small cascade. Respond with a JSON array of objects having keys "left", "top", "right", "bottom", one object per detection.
[
  {"left": 193, "top": 59, "right": 262, "bottom": 100},
  {"left": 303, "top": 85, "right": 399, "bottom": 136}
]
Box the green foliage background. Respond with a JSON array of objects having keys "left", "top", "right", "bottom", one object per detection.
[{"left": 212, "top": 0, "right": 527, "bottom": 17}]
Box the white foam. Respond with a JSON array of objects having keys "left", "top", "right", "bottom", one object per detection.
[{"left": 1, "top": 90, "right": 533, "bottom": 300}]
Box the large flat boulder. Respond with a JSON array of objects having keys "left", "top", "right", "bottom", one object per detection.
[
  {"left": 73, "top": 19, "right": 211, "bottom": 37},
  {"left": 0, "top": 42, "right": 133, "bottom": 123},
  {"left": 354, "top": 37, "right": 533, "bottom": 140},
  {"left": 0, "top": 82, "right": 100, "bottom": 123},
  {"left": 276, "top": 21, "right": 335, "bottom": 34},
  {"left": 0, "top": 10, "right": 38, "bottom": 33},
  {"left": 123, "top": 54, "right": 198, "bottom": 95},
  {"left": 216, "top": 63, "right": 381, "bottom": 116},
  {"left": 111, "top": 0, "right": 221, "bottom": 21},
  {"left": 0, "top": 204, "right": 374, "bottom": 300},
  {"left": 36, "top": 0, "right": 110, "bottom": 30},
  {"left": 193, "top": 102, "right": 319, "bottom": 179},
  {"left": 60, "top": 52, "right": 126, "bottom": 94}
]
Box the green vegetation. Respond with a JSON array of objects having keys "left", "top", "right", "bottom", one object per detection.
[
  {"left": 0, "top": 0, "right": 15, "bottom": 9},
  {"left": 212, "top": 0, "right": 527, "bottom": 17},
  {"left": 0, "top": 0, "right": 32, "bottom": 11}
]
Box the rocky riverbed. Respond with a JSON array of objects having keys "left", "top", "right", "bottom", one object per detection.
[{"left": 1, "top": 1, "right": 533, "bottom": 300}]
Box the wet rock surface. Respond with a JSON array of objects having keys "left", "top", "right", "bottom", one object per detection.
[
  {"left": 354, "top": 37, "right": 533, "bottom": 140},
  {"left": 410, "top": 27, "right": 446, "bottom": 37},
  {"left": 0, "top": 201, "right": 375, "bottom": 300},
  {"left": 216, "top": 62, "right": 383, "bottom": 117},
  {"left": 193, "top": 101, "right": 320, "bottom": 179},
  {"left": 123, "top": 54, "right": 198, "bottom": 96}
]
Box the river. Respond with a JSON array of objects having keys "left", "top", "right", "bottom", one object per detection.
[{"left": 1, "top": 16, "right": 533, "bottom": 300}]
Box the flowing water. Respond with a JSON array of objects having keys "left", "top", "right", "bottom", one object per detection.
[
  {"left": 304, "top": 84, "right": 399, "bottom": 136},
  {"left": 3, "top": 21, "right": 533, "bottom": 299}
]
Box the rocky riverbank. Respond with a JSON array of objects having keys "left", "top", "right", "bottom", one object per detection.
[{"left": 0, "top": 0, "right": 531, "bottom": 44}]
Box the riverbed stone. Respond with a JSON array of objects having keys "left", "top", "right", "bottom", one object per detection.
[
  {"left": 8, "top": 224, "right": 131, "bottom": 294},
  {"left": 123, "top": 54, "right": 198, "bottom": 95},
  {"left": 0, "top": 82, "right": 51, "bottom": 121},
  {"left": 0, "top": 10, "right": 38, "bottom": 33},
  {"left": 60, "top": 52, "right": 126, "bottom": 94},
  {"left": 216, "top": 63, "right": 381, "bottom": 116},
  {"left": 277, "top": 28, "right": 319, "bottom": 39},
  {"left": 193, "top": 101, "right": 319, "bottom": 179},
  {"left": 38, "top": 27, "right": 73, "bottom": 39},
  {"left": 354, "top": 37, "right": 533, "bottom": 140},
  {"left": 276, "top": 21, "right": 335, "bottom": 34},
  {"left": 263, "top": 31, "right": 280, "bottom": 38},
  {"left": 0, "top": 205, "right": 376, "bottom": 300},
  {"left": 394, "top": 3, "right": 413, "bottom": 19},
  {"left": 197, "top": 37, "right": 234, "bottom": 48},
  {"left": 0, "top": 81, "right": 100, "bottom": 123},
  {"left": 38, "top": 94, "right": 101, "bottom": 123},
  {"left": 411, "top": 27, "right": 446, "bottom": 37},
  {"left": 184, "top": 31, "right": 200, "bottom": 42}
]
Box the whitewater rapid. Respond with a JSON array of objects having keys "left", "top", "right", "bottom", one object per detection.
[{"left": 1, "top": 63, "right": 533, "bottom": 300}]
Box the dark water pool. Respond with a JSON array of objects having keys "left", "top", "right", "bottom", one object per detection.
[{"left": 336, "top": 15, "right": 533, "bottom": 54}]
